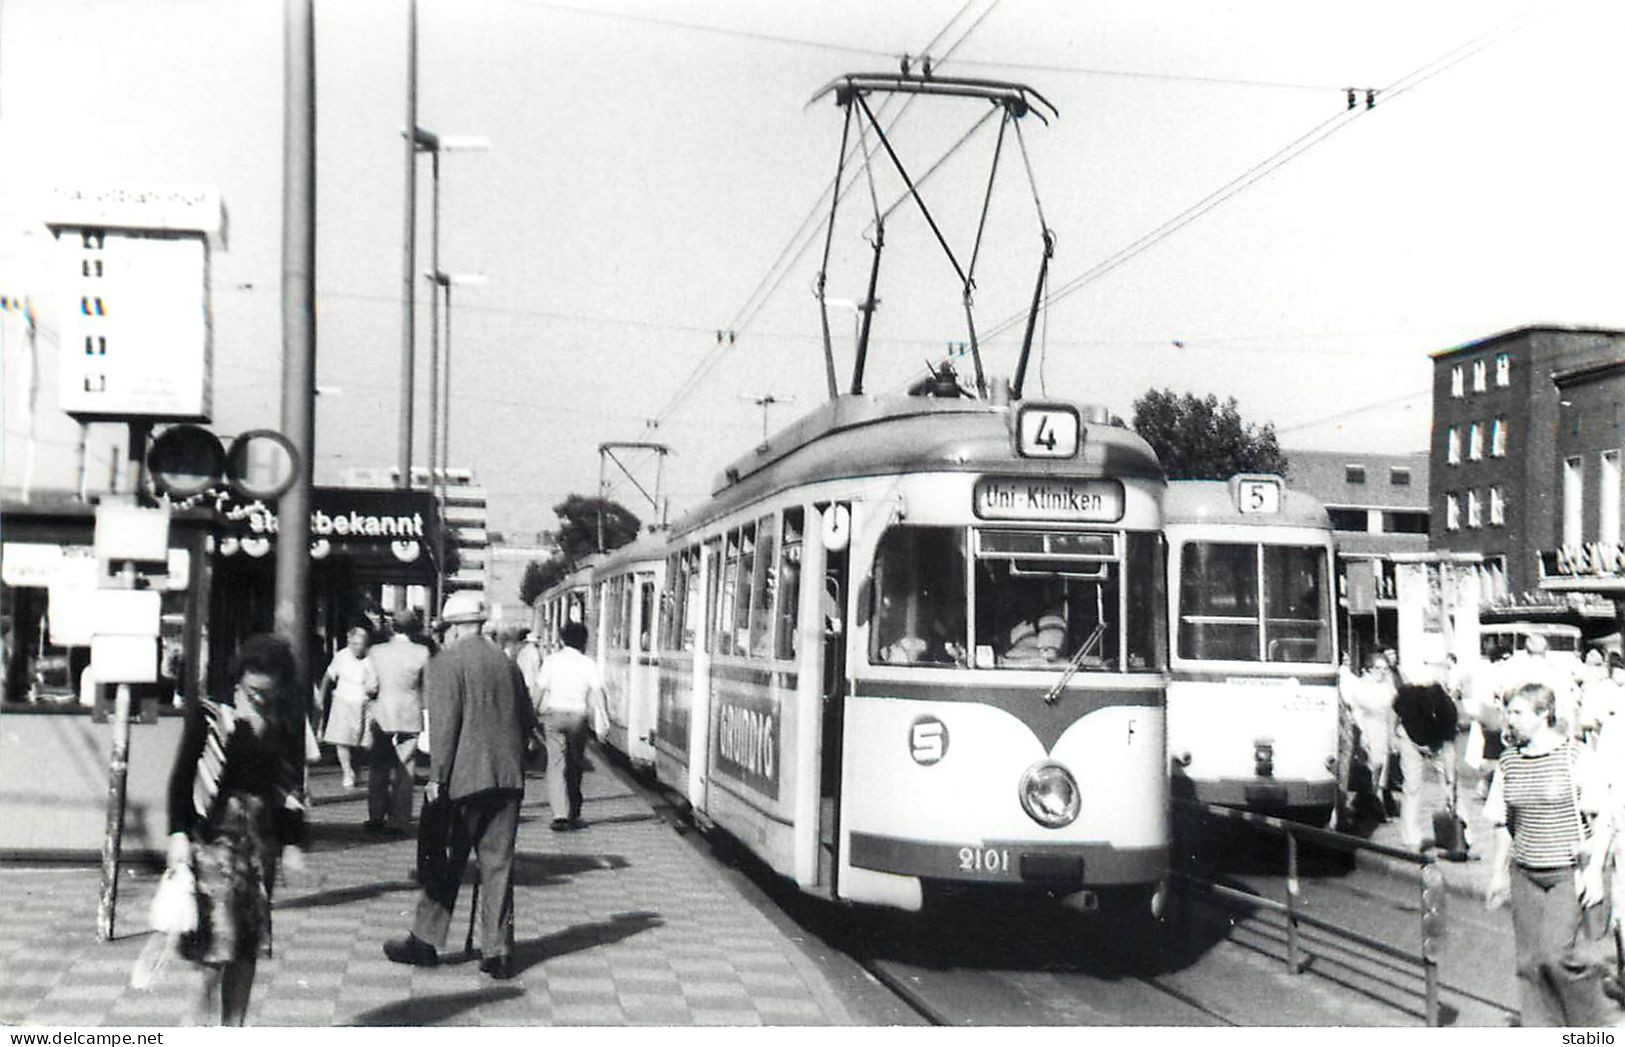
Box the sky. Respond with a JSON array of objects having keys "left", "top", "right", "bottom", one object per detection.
[{"left": 2, "top": 0, "right": 1623, "bottom": 544}]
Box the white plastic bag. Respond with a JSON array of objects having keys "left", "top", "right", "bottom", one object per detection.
[
  {"left": 148, "top": 864, "right": 198, "bottom": 935},
  {"left": 129, "top": 933, "right": 178, "bottom": 990}
]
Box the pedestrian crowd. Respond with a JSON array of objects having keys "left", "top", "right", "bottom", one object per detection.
[
  {"left": 159, "top": 593, "right": 604, "bottom": 1024},
  {"left": 1339, "top": 632, "right": 1625, "bottom": 1027}
]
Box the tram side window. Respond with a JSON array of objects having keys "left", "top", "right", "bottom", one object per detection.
[
  {"left": 1178, "top": 542, "right": 1259, "bottom": 661},
  {"left": 639, "top": 578, "right": 655, "bottom": 653},
  {"left": 775, "top": 509, "right": 805, "bottom": 661},
  {"left": 870, "top": 526, "right": 967, "bottom": 667},
  {"left": 660, "top": 553, "right": 682, "bottom": 652},
  {"left": 749, "top": 514, "right": 778, "bottom": 659},
  {"left": 973, "top": 530, "right": 1120, "bottom": 670},
  {"left": 621, "top": 578, "right": 635, "bottom": 650},
  {"left": 1124, "top": 533, "right": 1167, "bottom": 671},
  {"left": 731, "top": 524, "right": 756, "bottom": 655},
  {"left": 1262, "top": 546, "right": 1331, "bottom": 663},
  {"left": 682, "top": 548, "right": 702, "bottom": 652},
  {"left": 712, "top": 534, "right": 739, "bottom": 655},
  {"left": 702, "top": 541, "right": 722, "bottom": 654}
]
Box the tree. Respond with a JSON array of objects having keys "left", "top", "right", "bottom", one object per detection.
[
  {"left": 517, "top": 495, "right": 643, "bottom": 606},
  {"left": 1130, "top": 388, "right": 1289, "bottom": 480}
]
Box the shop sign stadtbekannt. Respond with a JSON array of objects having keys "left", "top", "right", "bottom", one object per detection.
[{"left": 212, "top": 487, "right": 438, "bottom": 569}]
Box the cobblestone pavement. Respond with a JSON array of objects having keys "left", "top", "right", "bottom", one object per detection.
[{"left": 0, "top": 753, "right": 858, "bottom": 1027}]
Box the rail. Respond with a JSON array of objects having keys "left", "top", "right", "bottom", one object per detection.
[{"left": 1171, "top": 798, "right": 1445, "bottom": 1026}]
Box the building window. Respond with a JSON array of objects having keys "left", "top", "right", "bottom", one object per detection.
[
  {"left": 1472, "top": 359, "right": 1487, "bottom": 392},
  {"left": 1344, "top": 464, "right": 1367, "bottom": 485},
  {"left": 1603, "top": 450, "right": 1621, "bottom": 546},
  {"left": 1382, "top": 509, "right": 1430, "bottom": 534},
  {"left": 1564, "top": 456, "right": 1584, "bottom": 547},
  {"left": 1468, "top": 422, "right": 1483, "bottom": 461},
  {"left": 1467, "top": 489, "right": 1482, "bottom": 528},
  {"left": 1446, "top": 493, "right": 1460, "bottom": 531},
  {"left": 1490, "top": 485, "right": 1505, "bottom": 526},
  {"left": 1491, "top": 418, "right": 1507, "bottom": 457},
  {"left": 1327, "top": 507, "right": 1369, "bottom": 532},
  {"left": 1447, "top": 427, "right": 1461, "bottom": 465},
  {"left": 1451, "top": 366, "right": 1464, "bottom": 398},
  {"left": 1495, "top": 352, "right": 1511, "bottom": 387},
  {"left": 1389, "top": 466, "right": 1412, "bottom": 486}
]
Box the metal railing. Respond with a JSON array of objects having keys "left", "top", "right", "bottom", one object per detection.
[{"left": 1172, "top": 798, "right": 1444, "bottom": 1026}]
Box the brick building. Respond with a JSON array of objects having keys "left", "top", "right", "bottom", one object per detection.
[
  {"left": 1428, "top": 326, "right": 1625, "bottom": 597},
  {"left": 1286, "top": 448, "right": 1429, "bottom": 652}
]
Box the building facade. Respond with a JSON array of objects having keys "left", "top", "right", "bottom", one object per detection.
[
  {"left": 1429, "top": 325, "right": 1625, "bottom": 596},
  {"left": 1286, "top": 448, "right": 1430, "bottom": 653},
  {"left": 1537, "top": 357, "right": 1625, "bottom": 613}
]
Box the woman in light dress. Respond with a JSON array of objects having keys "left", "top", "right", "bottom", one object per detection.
[{"left": 318, "top": 626, "right": 378, "bottom": 789}]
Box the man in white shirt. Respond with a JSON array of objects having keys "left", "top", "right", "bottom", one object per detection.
[
  {"left": 366, "top": 608, "right": 431, "bottom": 833},
  {"left": 531, "top": 621, "right": 605, "bottom": 831}
]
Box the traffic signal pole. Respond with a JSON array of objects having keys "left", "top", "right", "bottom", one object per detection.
[{"left": 277, "top": 0, "right": 317, "bottom": 684}]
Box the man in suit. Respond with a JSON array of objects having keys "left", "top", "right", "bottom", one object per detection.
[
  {"left": 384, "top": 591, "right": 533, "bottom": 980},
  {"left": 365, "top": 607, "right": 430, "bottom": 834}
]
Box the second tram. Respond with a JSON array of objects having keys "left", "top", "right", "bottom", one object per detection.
[{"left": 1163, "top": 475, "right": 1340, "bottom": 825}]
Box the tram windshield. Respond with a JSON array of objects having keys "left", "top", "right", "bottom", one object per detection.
[
  {"left": 867, "top": 525, "right": 1165, "bottom": 672},
  {"left": 1177, "top": 542, "right": 1332, "bottom": 664}
]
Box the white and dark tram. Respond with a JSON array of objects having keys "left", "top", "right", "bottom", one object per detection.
[
  {"left": 1163, "top": 475, "right": 1340, "bottom": 825},
  {"left": 580, "top": 392, "right": 1171, "bottom": 913}
]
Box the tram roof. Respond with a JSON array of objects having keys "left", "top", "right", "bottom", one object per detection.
[
  {"left": 670, "top": 393, "right": 1164, "bottom": 536},
  {"left": 1163, "top": 478, "right": 1331, "bottom": 530}
]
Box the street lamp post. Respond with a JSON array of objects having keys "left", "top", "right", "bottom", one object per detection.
[
  {"left": 426, "top": 269, "right": 485, "bottom": 614},
  {"left": 400, "top": 119, "right": 486, "bottom": 495}
]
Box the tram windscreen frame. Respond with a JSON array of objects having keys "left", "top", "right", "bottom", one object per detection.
[
  {"left": 866, "top": 525, "right": 1165, "bottom": 672},
  {"left": 1177, "top": 541, "right": 1333, "bottom": 664}
]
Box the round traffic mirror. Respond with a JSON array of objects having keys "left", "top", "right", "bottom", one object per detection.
[
  {"left": 146, "top": 425, "right": 226, "bottom": 498},
  {"left": 225, "top": 429, "right": 300, "bottom": 500}
]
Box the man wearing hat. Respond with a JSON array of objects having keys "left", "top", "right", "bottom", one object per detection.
[
  {"left": 365, "top": 607, "right": 431, "bottom": 834},
  {"left": 384, "top": 591, "right": 533, "bottom": 980}
]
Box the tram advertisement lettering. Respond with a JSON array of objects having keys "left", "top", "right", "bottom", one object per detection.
[
  {"left": 973, "top": 477, "right": 1124, "bottom": 522},
  {"left": 714, "top": 693, "right": 780, "bottom": 799}
]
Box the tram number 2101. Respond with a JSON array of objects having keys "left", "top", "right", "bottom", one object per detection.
[{"left": 958, "top": 846, "right": 1012, "bottom": 875}]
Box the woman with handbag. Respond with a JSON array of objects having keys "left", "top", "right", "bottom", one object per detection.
[
  {"left": 165, "top": 634, "right": 308, "bottom": 1025},
  {"left": 1484, "top": 681, "right": 1616, "bottom": 1026}
]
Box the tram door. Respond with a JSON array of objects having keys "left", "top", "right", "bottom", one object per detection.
[{"left": 818, "top": 515, "right": 850, "bottom": 888}]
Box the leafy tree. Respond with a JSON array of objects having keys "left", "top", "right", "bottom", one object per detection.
[
  {"left": 518, "top": 495, "right": 643, "bottom": 606},
  {"left": 1130, "top": 388, "right": 1289, "bottom": 480}
]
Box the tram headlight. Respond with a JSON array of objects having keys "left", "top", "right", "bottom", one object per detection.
[{"left": 1019, "top": 761, "right": 1081, "bottom": 828}]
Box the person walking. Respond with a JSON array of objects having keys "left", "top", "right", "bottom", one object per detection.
[
  {"left": 531, "top": 620, "right": 605, "bottom": 832},
  {"left": 1343, "top": 651, "right": 1398, "bottom": 820},
  {"left": 1485, "top": 682, "right": 1616, "bottom": 1026},
  {"left": 165, "top": 634, "right": 308, "bottom": 1026},
  {"left": 1391, "top": 663, "right": 1461, "bottom": 852},
  {"left": 513, "top": 627, "right": 542, "bottom": 697},
  {"left": 318, "top": 625, "right": 379, "bottom": 789},
  {"left": 384, "top": 591, "right": 533, "bottom": 980},
  {"left": 365, "top": 608, "right": 430, "bottom": 834}
]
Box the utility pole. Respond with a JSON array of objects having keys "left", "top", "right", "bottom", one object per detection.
[
  {"left": 397, "top": 0, "right": 418, "bottom": 490},
  {"left": 277, "top": 0, "right": 317, "bottom": 683}
]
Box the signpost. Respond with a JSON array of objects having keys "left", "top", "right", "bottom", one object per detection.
[{"left": 92, "top": 496, "right": 168, "bottom": 941}]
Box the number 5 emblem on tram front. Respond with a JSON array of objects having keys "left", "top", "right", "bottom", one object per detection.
[{"left": 910, "top": 715, "right": 949, "bottom": 765}]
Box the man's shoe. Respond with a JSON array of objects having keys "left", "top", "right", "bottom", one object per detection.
[
  {"left": 550, "top": 818, "right": 571, "bottom": 832},
  {"left": 479, "top": 953, "right": 516, "bottom": 980},
  {"left": 363, "top": 819, "right": 387, "bottom": 834},
  {"left": 383, "top": 934, "right": 439, "bottom": 967},
  {"left": 568, "top": 817, "right": 586, "bottom": 830}
]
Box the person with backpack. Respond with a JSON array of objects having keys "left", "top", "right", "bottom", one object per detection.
[{"left": 1392, "top": 661, "right": 1462, "bottom": 853}]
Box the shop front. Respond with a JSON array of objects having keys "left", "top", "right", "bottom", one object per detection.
[{"left": 0, "top": 494, "right": 212, "bottom": 859}]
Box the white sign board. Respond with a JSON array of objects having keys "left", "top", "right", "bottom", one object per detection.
[
  {"left": 1015, "top": 404, "right": 1081, "bottom": 458},
  {"left": 973, "top": 477, "right": 1125, "bottom": 522},
  {"left": 91, "top": 635, "right": 158, "bottom": 684},
  {"left": 56, "top": 230, "right": 212, "bottom": 421}
]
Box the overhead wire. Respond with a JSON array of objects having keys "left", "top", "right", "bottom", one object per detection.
[
  {"left": 982, "top": 3, "right": 1542, "bottom": 344},
  {"left": 649, "top": 0, "right": 1001, "bottom": 427}
]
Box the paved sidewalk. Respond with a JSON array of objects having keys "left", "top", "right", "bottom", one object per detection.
[{"left": 0, "top": 751, "right": 859, "bottom": 1027}]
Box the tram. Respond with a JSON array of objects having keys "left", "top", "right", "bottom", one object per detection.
[
  {"left": 584, "top": 535, "right": 668, "bottom": 770},
  {"left": 533, "top": 558, "right": 596, "bottom": 652},
  {"left": 1162, "top": 475, "right": 1340, "bottom": 825},
  {"left": 579, "top": 392, "right": 1171, "bottom": 914}
]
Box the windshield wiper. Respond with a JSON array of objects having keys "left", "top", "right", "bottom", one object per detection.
[{"left": 1043, "top": 622, "right": 1105, "bottom": 705}]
